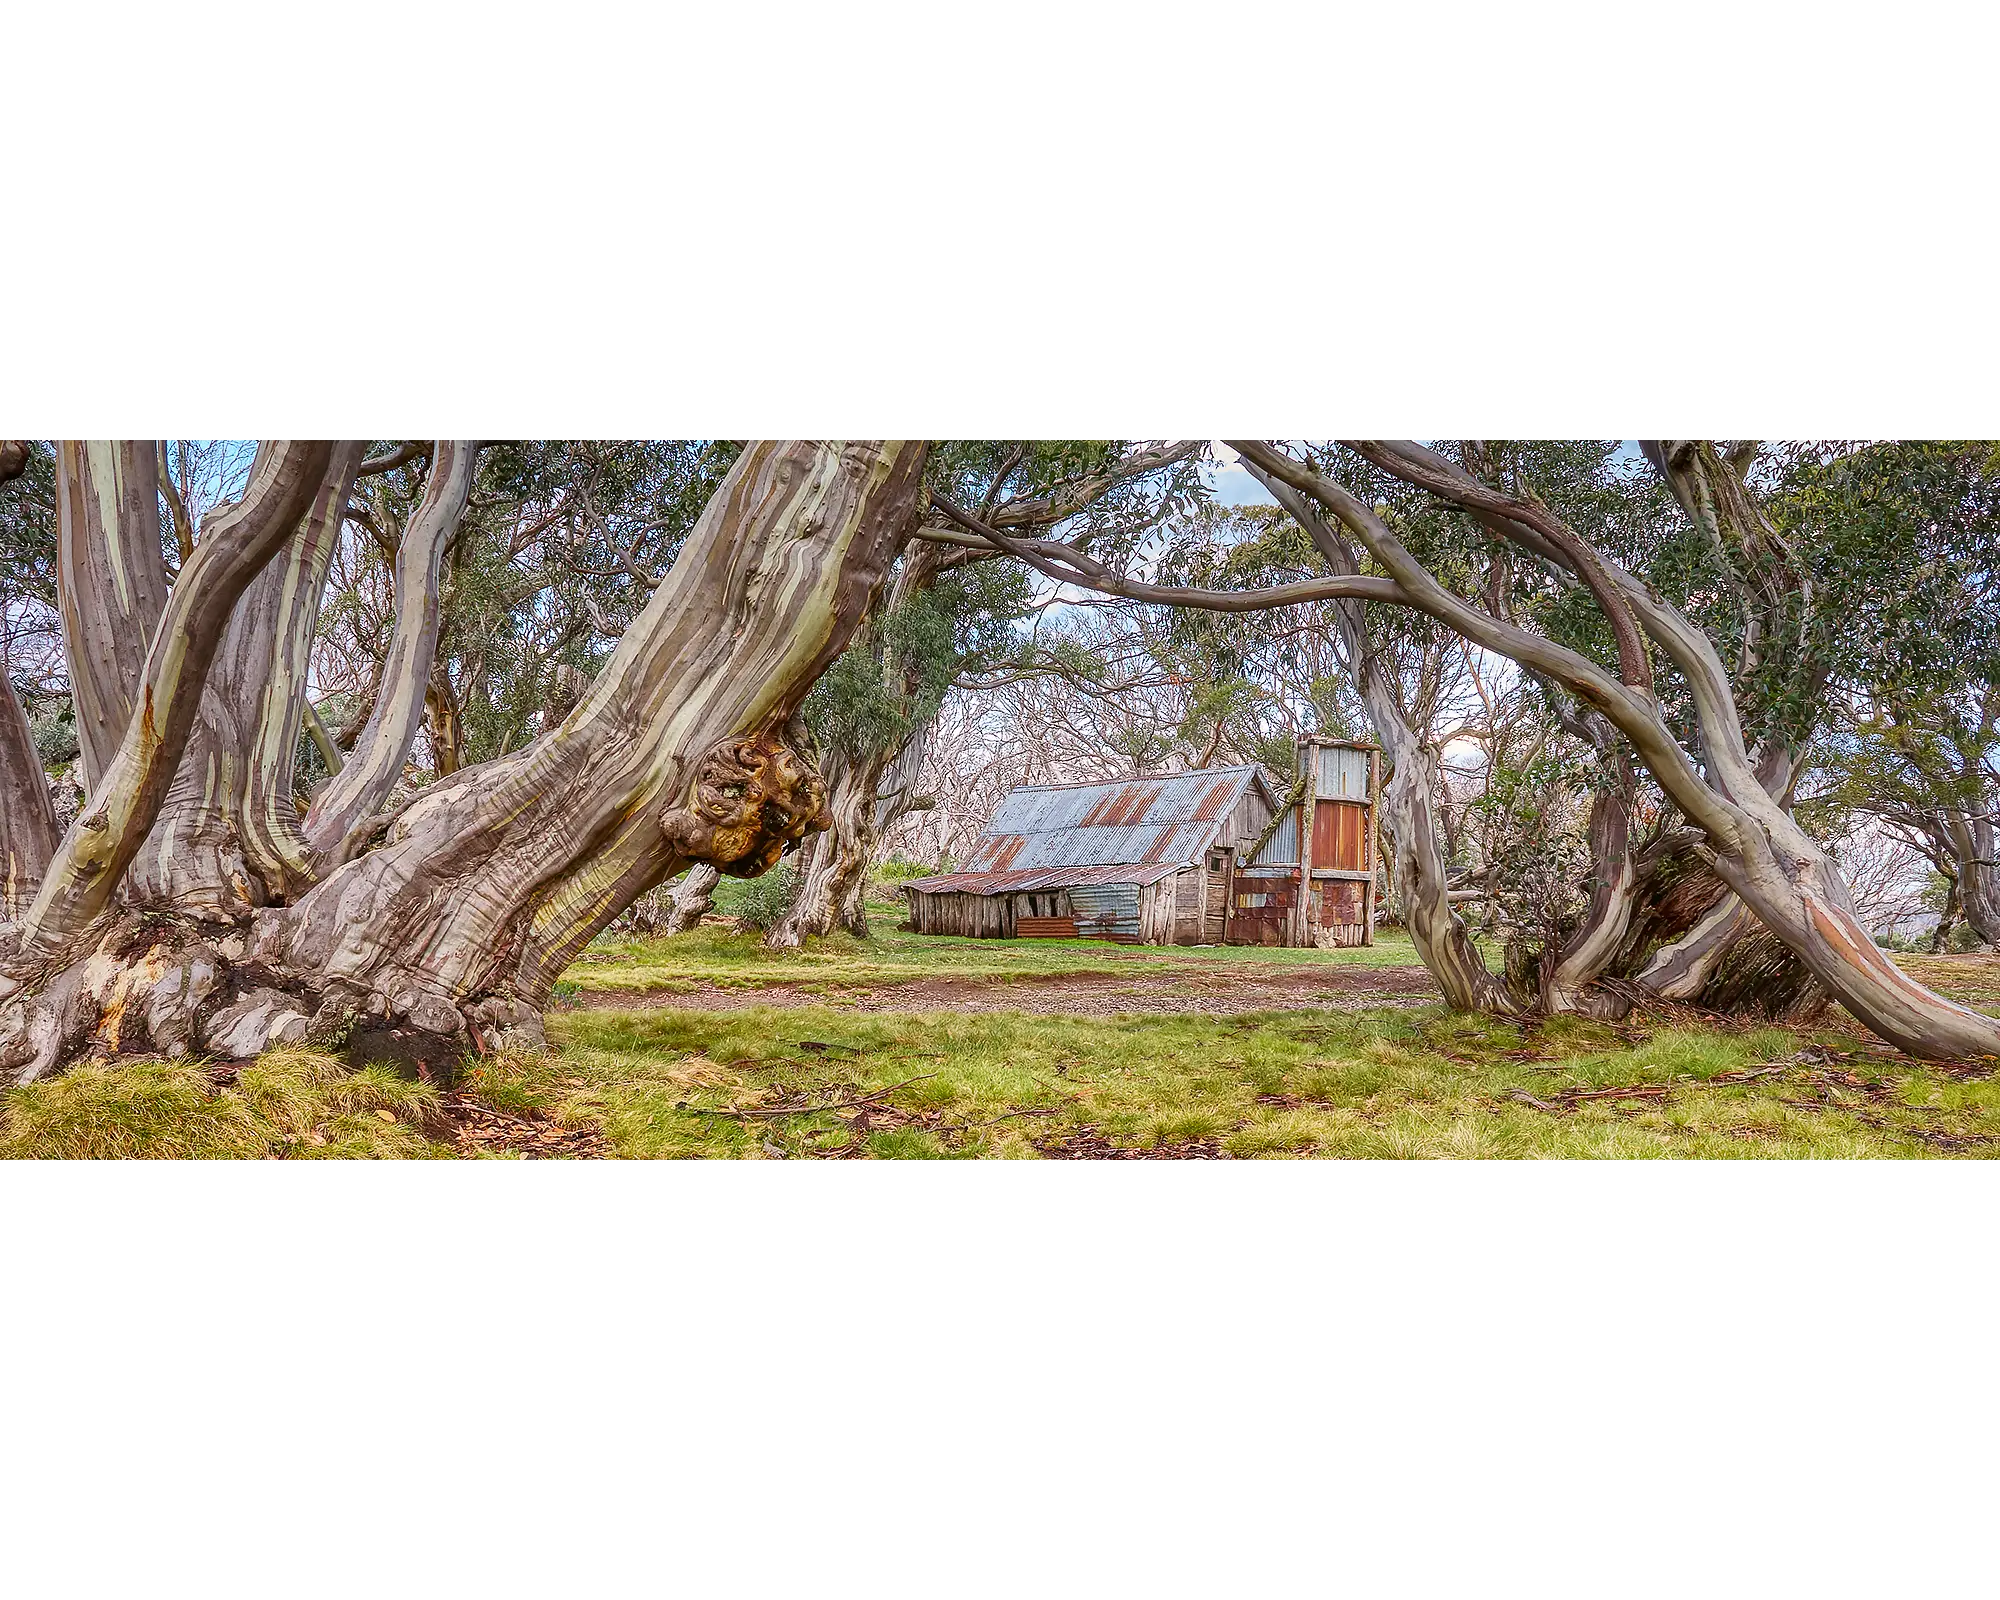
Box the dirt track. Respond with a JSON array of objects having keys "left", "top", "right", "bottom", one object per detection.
[{"left": 579, "top": 961, "right": 1444, "bottom": 1017}]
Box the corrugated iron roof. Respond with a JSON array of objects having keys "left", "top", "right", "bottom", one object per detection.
[
  {"left": 900, "top": 862, "right": 1183, "bottom": 897},
  {"left": 949, "top": 766, "right": 1268, "bottom": 880}
]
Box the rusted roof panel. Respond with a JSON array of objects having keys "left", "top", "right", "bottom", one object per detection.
[
  {"left": 900, "top": 862, "right": 1184, "bottom": 896},
  {"left": 953, "top": 766, "right": 1265, "bottom": 878},
  {"left": 962, "top": 821, "right": 1224, "bottom": 872}
]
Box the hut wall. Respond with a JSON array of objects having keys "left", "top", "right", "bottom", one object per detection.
[
  {"left": 1248, "top": 809, "right": 1299, "bottom": 868},
  {"left": 1070, "top": 882, "right": 1144, "bottom": 942},
  {"left": 1204, "top": 854, "right": 1230, "bottom": 944},
  {"left": 1171, "top": 866, "right": 1206, "bottom": 944},
  {"left": 1313, "top": 743, "right": 1373, "bottom": 799},
  {"left": 906, "top": 890, "right": 1016, "bottom": 938},
  {"left": 1013, "top": 889, "right": 1078, "bottom": 938},
  {"left": 1009, "top": 890, "right": 1072, "bottom": 920},
  {"left": 1227, "top": 866, "right": 1299, "bottom": 946},
  {"left": 1227, "top": 786, "right": 1273, "bottom": 851},
  {"left": 1311, "top": 798, "right": 1371, "bottom": 872},
  {"left": 1300, "top": 739, "right": 1378, "bottom": 946},
  {"left": 1309, "top": 878, "right": 1369, "bottom": 947}
]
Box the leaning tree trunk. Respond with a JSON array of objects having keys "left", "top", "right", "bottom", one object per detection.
[
  {"left": 1929, "top": 873, "right": 1962, "bottom": 953},
  {"left": 1683, "top": 795, "right": 1984, "bottom": 1051},
  {"left": 0, "top": 443, "right": 338, "bottom": 1080},
  {"left": 1234, "top": 438, "right": 2000, "bottom": 1062},
  {"left": 1606, "top": 839, "right": 1825, "bottom": 1021},
  {"left": 1944, "top": 812, "right": 2000, "bottom": 949},
  {"left": 3, "top": 444, "right": 335, "bottom": 966},
  {"left": 1546, "top": 732, "right": 1823, "bottom": 1022},
  {"left": 122, "top": 444, "right": 364, "bottom": 915},
  {"left": 248, "top": 440, "right": 924, "bottom": 1050},
  {"left": 833, "top": 717, "right": 937, "bottom": 935},
  {"left": 764, "top": 534, "right": 956, "bottom": 953},
  {"left": 304, "top": 441, "right": 478, "bottom": 868},
  {"left": 0, "top": 441, "right": 922, "bottom": 1082},
  {"left": 55, "top": 439, "right": 171, "bottom": 793},
  {"left": 1369, "top": 715, "right": 1525, "bottom": 1014},
  {"left": 0, "top": 444, "right": 57, "bottom": 916},
  {"left": 1539, "top": 732, "right": 1641, "bottom": 1016},
  {"left": 1250, "top": 466, "right": 1523, "bottom": 1015},
  {"left": 663, "top": 863, "right": 722, "bottom": 935},
  {"left": 765, "top": 743, "right": 897, "bottom": 949},
  {"left": 782, "top": 721, "right": 934, "bottom": 946},
  {"left": 0, "top": 670, "right": 58, "bottom": 920}
]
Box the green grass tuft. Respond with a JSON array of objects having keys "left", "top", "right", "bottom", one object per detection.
[{"left": 0, "top": 1048, "right": 448, "bottom": 1160}]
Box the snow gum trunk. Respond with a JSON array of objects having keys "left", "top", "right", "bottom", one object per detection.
[{"left": 249, "top": 440, "right": 926, "bottom": 1043}]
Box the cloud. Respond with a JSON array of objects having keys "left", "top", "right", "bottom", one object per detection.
[{"left": 1206, "top": 439, "right": 1275, "bottom": 506}]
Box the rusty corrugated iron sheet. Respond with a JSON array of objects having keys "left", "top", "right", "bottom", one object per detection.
[
  {"left": 1068, "top": 881, "right": 1143, "bottom": 941},
  {"left": 951, "top": 767, "right": 1264, "bottom": 877},
  {"left": 904, "top": 767, "right": 1275, "bottom": 898},
  {"left": 900, "top": 862, "right": 1182, "bottom": 896}
]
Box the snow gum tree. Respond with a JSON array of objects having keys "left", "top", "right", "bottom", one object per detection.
[
  {"left": 763, "top": 440, "right": 1202, "bottom": 950},
  {"left": 1233, "top": 440, "right": 2000, "bottom": 1061},
  {"left": 932, "top": 438, "right": 2000, "bottom": 1062},
  {"left": 0, "top": 440, "right": 924, "bottom": 1080}
]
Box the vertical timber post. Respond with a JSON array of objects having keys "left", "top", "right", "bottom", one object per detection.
[
  {"left": 1221, "top": 845, "right": 1236, "bottom": 946},
  {"left": 1293, "top": 736, "right": 1316, "bottom": 948},
  {"left": 1364, "top": 746, "right": 1380, "bottom": 947}
]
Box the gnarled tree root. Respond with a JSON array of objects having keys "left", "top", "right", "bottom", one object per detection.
[{"left": 0, "top": 911, "right": 546, "bottom": 1086}]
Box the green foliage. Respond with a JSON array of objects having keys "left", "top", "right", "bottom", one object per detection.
[
  {"left": 0, "top": 439, "right": 58, "bottom": 613},
  {"left": 803, "top": 553, "right": 1034, "bottom": 762},
  {"left": 25, "top": 690, "right": 78, "bottom": 770},
  {"left": 319, "top": 439, "right": 736, "bottom": 773},
  {"left": 728, "top": 864, "right": 797, "bottom": 932},
  {"left": 925, "top": 440, "right": 1208, "bottom": 561},
  {"left": 1151, "top": 499, "right": 1419, "bottom": 751},
  {"left": 1772, "top": 441, "right": 2000, "bottom": 710},
  {"left": 291, "top": 725, "right": 332, "bottom": 795}
]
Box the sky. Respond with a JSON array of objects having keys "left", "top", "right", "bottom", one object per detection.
[
  {"left": 1206, "top": 440, "right": 1649, "bottom": 507},
  {"left": 1205, "top": 442, "right": 1274, "bottom": 507}
]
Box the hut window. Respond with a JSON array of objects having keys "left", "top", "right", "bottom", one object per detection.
[{"left": 1208, "top": 854, "right": 1223, "bottom": 872}]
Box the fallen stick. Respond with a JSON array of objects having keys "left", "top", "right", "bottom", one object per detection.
[
  {"left": 1706, "top": 1066, "right": 1788, "bottom": 1083},
  {"left": 961, "top": 1107, "right": 1064, "bottom": 1129}
]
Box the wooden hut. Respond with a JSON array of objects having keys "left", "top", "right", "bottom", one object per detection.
[{"left": 901, "top": 741, "right": 1379, "bottom": 947}]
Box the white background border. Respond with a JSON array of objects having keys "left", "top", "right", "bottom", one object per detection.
[{"left": 4, "top": 1, "right": 1996, "bottom": 1593}]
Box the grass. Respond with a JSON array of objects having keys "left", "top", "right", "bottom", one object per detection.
[
  {"left": 1892, "top": 951, "right": 2000, "bottom": 1015},
  {"left": 4, "top": 915, "right": 1996, "bottom": 1160},
  {"left": 565, "top": 910, "right": 1433, "bottom": 996},
  {"left": 475, "top": 1002, "right": 1996, "bottom": 1160},
  {"left": 0, "top": 1048, "right": 449, "bottom": 1160}
]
